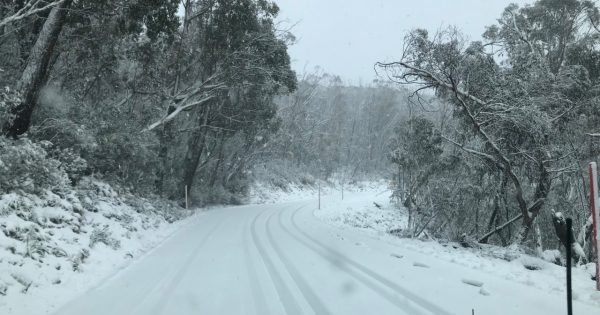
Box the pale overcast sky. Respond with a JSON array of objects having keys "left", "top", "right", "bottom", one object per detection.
[{"left": 275, "top": 0, "right": 535, "bottom": 83}]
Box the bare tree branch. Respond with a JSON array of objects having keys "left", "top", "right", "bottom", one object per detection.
[
  {"left": 0, "top": 0, "right": 65, "bottom": 28},
  {"left": 441, "top": 135, "right": 498, "bottom": 165}
]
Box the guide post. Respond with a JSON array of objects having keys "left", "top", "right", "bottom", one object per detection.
[
  {"left": 566, "top": 218, "right": 573, "bottom": 315},
  {"left": 588, "top": 162, "right": 600, "bottom": 291},
  {"left": 318, "top": 181, "right": 321, "bottom": 210}
]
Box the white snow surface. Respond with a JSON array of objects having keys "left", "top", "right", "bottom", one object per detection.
[
  {"left": 0, "top": 178, "right": 193, "bottom": 315},
  {"left": 315, "top": 182, "right": 600, "bottom": 313},
  {"left": 247, "top": 181, "right": 319, "bottom": 204},
  {"left": 3, "top": 181, "right": 600, "bottom": 314}
]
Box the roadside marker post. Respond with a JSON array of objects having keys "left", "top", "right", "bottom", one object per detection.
[
  {"left": 318, "top": 181, "right": 321, "bottom": 210},
  {"left": 185, "top": 185, "right": 188, "bottom": 210},
  {"left": 566, "top": 218, "right": 573, "bottom": 315},
  {"left": 588, "top": 162, "right": 600, "bottom": 291}
]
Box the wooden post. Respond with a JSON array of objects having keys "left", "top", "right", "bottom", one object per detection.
[{"left": 185, "top": 185, "right": 188, "bottom": 209}]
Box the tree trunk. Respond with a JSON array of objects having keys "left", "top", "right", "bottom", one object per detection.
[
  {"left": 480, "top": 194, "right": 499, "bottom": 244},
  {"left": 156, "top": 0, "right": 194, "bottom": 196},
  {"left": 534, "top": 221, "right": 543, "bottom": 257},
  {"left": 156, "top": 105, "right": 176, "bottom": 195},
  {"left": 512, "top": 161, "right": 552, "bottom": 246},
  {"left": 181, "top": 107, "right": 210, "bottom": 200},
  {"left": 3, "top": 0, "right": 71, "bottom": 138},
  {"left": 513, "top": 218, "right": 534, "bottom": 246},
  {"left": 208, "top": 132, "right": 225, "bottom": 188}
]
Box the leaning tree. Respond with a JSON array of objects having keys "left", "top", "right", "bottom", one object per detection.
[{"left": 377, "top": 0, "right": 600, "bottom": 247}]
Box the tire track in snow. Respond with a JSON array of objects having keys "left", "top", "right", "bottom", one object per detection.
[
  {"left": 51, "top": 214, "right": 223, "bottom": 315},
  {"left": 250, "top": 208, "right": 303, "bottom": 315},
  {"left": 284, "top": 206, "right": 454, "bottom": 315},
  {"left": 97, "top": 251, "right": 182, "bottom": 315},
  {"left": 243, "top": 210, "right": 270, "bottom": 315},
  {"left": 265, "top": 209, "right": 332, "bottom": 315},
  {"left": 148, "top": 216, "right": 226, "bottom": 315},
  {"left": 276, "top": 207, "right": 427, "bottom": 315}
]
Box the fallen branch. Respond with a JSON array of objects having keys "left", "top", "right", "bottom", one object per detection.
[{"left": 479, "top": 213, "right": 523, "bottom": 243}]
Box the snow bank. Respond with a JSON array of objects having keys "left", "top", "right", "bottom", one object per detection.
[
  {"left": 247, "top": 176, "right": 386, "bottom": 205},
  {"left": 314, "top": 182, "right": 600, "bottom": 309},
  {"left": 247, "top": 181, "right": 318, "bottom": 204},
  {"left": 315, "top": 181, "right": 405, "bottom": 233},
  {"left": 0, "top": 177, "right": 194, "bottom": 315}
]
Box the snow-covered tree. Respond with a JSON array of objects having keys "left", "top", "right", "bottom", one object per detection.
[{"left": 378, "top": 0, "right": 600, "bottom": 253}]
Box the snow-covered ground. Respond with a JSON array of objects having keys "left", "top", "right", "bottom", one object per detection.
[
  {"left": 246, "top": 178, "right": 374, "bottom": 205},
  {"left": 3, "top": 180, "right": 600, "bottom": 314},
  {"left": 0, "top": 178, "right": 194, "bottom": 315},
  {"left": 247, "top": 181, "right": 318, "bottom": 204},
  {"left": 314, "top": 182, "right": 600, "bottom": 312}
]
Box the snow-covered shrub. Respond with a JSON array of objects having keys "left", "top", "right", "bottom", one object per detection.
[
  {"left": 2, "top": 224, "right": 31, "bottom": 242},
  {"left": 299, "top": 174, "right": 315, "bottom": 186},
  {"left": 89, "top": 226, "right": 120, "bottom": 250},
  {"left": 542, "top": 249, "right": 562, "bottom": 265},
  {"left": 121, "top": 195, "right": 154, "bottom": 214},
  {"left": 24, "top": 228, "right": 48, "bottom": 260},
  {"left": 0, "top": 194, "right": 33, "bottom": 217},
  {"left": 0, "top": 86, "right": 19, "bottom": 128},
  {"left": 89, "top": 130, "right": 160, "bottom": 194},
  {"left": 252, "top": 160, "right": 299, "bottom": 189},
  {"left": 49, "top": 148, "right": 88, "bottom": 184},
  {"left": 28, "top": 115, "right": 92, "bottom": 185},
  {"left": 31, "top": 87, "right": 160, "bottom": 195},
  {"left": 76, "top": 178, "right": 119, "bottom": 202},
  {"left": 192, "top": 183, "right": 246, "bottom": 207},
  {"left": 30, "top": 117, "right": 97, "bottom": 156},
  {"left": 103, "top": 211, "right": 134, "bottom": 225},
  {"left": 140, "top": 197, "right": 187, "bottom": 223},
  {"left": 0, "top": 137, "right": 70, "bottom": 194},
  {"left": 0, "top": 173, "right": 190, "bottom": 305},
  {"left": 70, "top": 248, "right": 90, "bottom": 272},
  {"left": 30, "top": 87, "right": 97, "bottom": 155}
]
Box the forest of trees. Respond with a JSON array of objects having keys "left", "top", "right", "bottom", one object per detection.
[
  {"left": 0, "top": 0, "right": 412, "bottom": 205},
  {"left": 0, "top": 0, "right": 298, "bottom": 205},
  {"left": 260, "top": 73, "right": 409, "bottom": 187},
  {"left": 2, "top": 0, "right": 600, "bottom": 263},
  {"left": 379, "top": 0, "right": 600, "bottom": 261}
]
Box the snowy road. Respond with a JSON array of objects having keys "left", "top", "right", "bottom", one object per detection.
[{"left": 53, "top": 201, "right": 598, "bottom": 315}]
